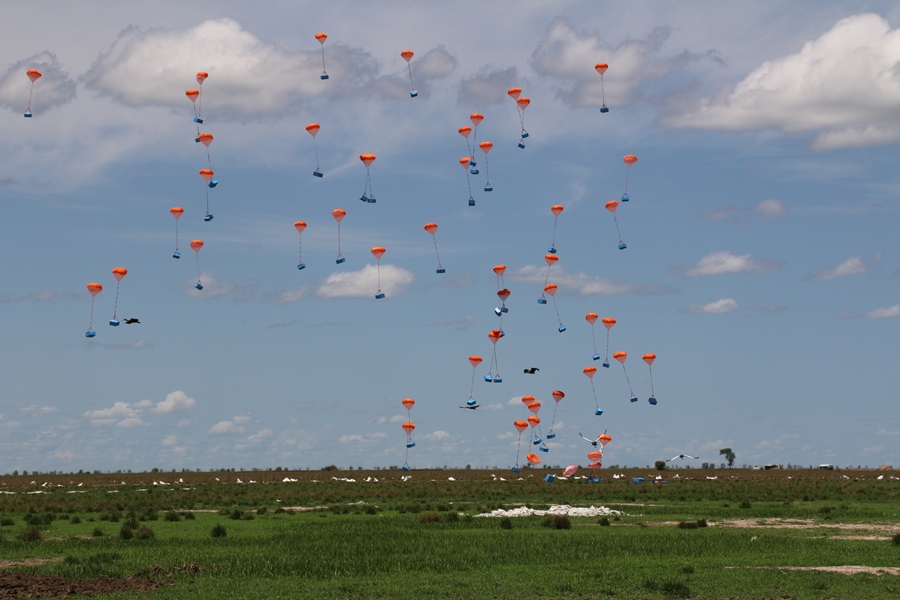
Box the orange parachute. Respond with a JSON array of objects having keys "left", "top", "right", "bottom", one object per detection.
[
  {"left": 109, "top": 267, "right": 128, "bottom": 326},
  {"left": 359, "top": 154, "right": 377, "bottom": 203},
  {"left": 85, "top": 282, "right": 102, "bottom": 337},
  {"left": 526, "top": 453, "right": 541, "bottom": 466},
  {"left": 315, "top": 33, "right": 329, "bottom": 80},
  {"left": 371, "top": 246, "right": 386, "bottom": 299},
  {"left": 190, "top": 240, "right": 204, "bottom": 290},
  {"left": 332, "top": 209, "right": 346, "bottom": 264},
  {"left": 24, "top": 70, "right": 42, "bottom": 117},
  {"left": 400, "top": 50, "right": 417, "bottom": 97},
  {"left": 170, "top": 207, "right": 184, "bottom": 259},
  {"left": 621, "top": 155, "right": 638, "bottom": 201},
  {"left": 595, "top": 62, "right": 609, "bottom": 112},
  {"left": 606, "top": 200, "right": 627, "bottom": 250},
  {"left": 613, "top": 351, "right": 638, "bottom": 403},
  {"left": 294, "top": 221, "right": 307, "bottom": 270},
  {"left": 548, "top": 205, "right": 564, "bottom": 254},
  {"left": 423, "top": 222, "right": 445, "bottom": 273},
  {"left": 306, "top": 123, "right": 323, "bottom": 177},
  {"left": 643, "top": 353, "right": 658, "bottom": 405}
]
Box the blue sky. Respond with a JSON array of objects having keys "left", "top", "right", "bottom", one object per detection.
[{"left": 1, "top": 1, "right": 898, "bottom": 474}]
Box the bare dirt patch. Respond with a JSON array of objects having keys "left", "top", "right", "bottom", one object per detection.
[
  {"left": 712, "top": 518, "right": 900, "bottom": 536},
  {"left": 0, "top": 558, "right": 64, "bottom": 569},
  {"left": 727, "top": 565, "right": 900, "bottom": 576},
  {"left": 0, "top": 570, "right": 163, "bottom": 598}
]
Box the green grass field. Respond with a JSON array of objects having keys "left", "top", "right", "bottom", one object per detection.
[{"left": 1, "top": 468, "right": 898, "bottom": 599}]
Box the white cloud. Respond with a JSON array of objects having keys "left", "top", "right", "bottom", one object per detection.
[
  {"left": 263, "top": 288, "right": 308, "bottom": 304},
  {"left": 684, "top": 298, "right": 739, "bottom": 314},
  {"left": 508, "top": 265, "right": 669, "bottom": 296},
  {"left": 152, "top": 390, "right": 197, "bottom": 414},
  {"left": 422, "top": 430, "right": 451, "bottom": 441},
  {"left": 0, "top": 52, "right": 77, "bottom": 115},
  {"left": 208, "top": 416, "right": 250, "bottom": 435},
  {"left": 863, "top": 304, "right": 900, "bottom": 319},
  {"left": 316, "top": 264, "right": 414, "bottom": 299},
  {"left": 752, "top": 199, "right": 787, "bottom": 219},
  {"left": 186, "top": 273, "right": 257, "bottom": 300},
  {"left": 457, "top": 66, "right": 520, "bottom": 106},
  {"left": 681, "top": 251, "right": 778, "bottom": 277},
  {"left": 19, "top": 405, "right": 58, "bottom": 416},
  {"left": 84, "top": 401, "right": 141, "bottom": 426},
  {"left": 243, "top": 429, "right": 274, "bottom": 445},
  {"left": 116, "top": 417, "right": 150, "bottom": 428},
  {"left": 812, "top": 254, "right": 880, "bottom": 281},
  {"left": 666, "top": 14, "right": 900, "bottom": 149},
  {"left": 161, "top": 435, "right": 178, "bottom": 447}
]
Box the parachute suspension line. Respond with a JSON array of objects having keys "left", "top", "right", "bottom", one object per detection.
[
  {"left": 205, "top": 189, "right": 210, "bottom": 215},
  {"left": 320, "top": 46, "right": 327, "bottom": 75},
  {"left": 174, "top": 220, "right": 180, "bottom": 253},
  {"left": 27, "top": 83, "right": 35, "bottom": 113},
  {"left": 196, "top": 252, "right": 202, "bottom": 283},
  {"left": 432, "top": 237, "right": 443, "bottom": 271},
  {"left": 648, "top": 364, "right": 655, "bottom": 397},
  {"left": 551, "top": 217, "right": 559, "bottom": 251},
  {"left": 613, "top": 213, "right": 623, "bottom": 245},
  {"left": 88, "top": 297, "right": 96, "bottom": 331},
  {"left": 621, "top": 363, "right": 635, "bottom": 397},
  {"left": 112, "top": 282, "right": 121, "bottom": 320},
  {"left": 591, "top": 326, "right": 598, "bottom": 355},
  {"left": 313, "top": 139, "right": 320, "bottom": 172},
  {"left": 336, "top": 223, "right": 343, "bottom": 259}
]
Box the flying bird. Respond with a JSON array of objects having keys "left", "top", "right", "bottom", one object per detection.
[
  {"left": 523, "top": 367, "right": 539, "bottom": 374},
  {"left": 666, "top": 454, "right": 699, "bottom": 462},
  {"left": 123, "top": 318, "right": 141, "bottom": 324},
  {"left": 460, "top": 404, "right": 480, "bottom": 410},
  {"left": 579, "top": 432, "right": 601, "bottom": 447}
]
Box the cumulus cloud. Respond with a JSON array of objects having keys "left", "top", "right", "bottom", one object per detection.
[
  {"left": 752, "top": 199, "right": 788, "bottom": 219},
  {"left": 208, "top": 416, "right": 251, "bottom": 435},
  {"left": 338, "top": 432, "right": 388, "bottom": 445},
  {"left": 457, "top": 66, "right": 520, "bottom": 105},
  {"left": 508, "top": 265, "right": 670, "bottom": 296},
  {"left": 811, "top": 253, "right": 880, "bottom": 281},
  {"left": 529, "top": 20, "right": 720, "bottom": 108},
  {"left": 161, "top": 435, "right": 178, "bottom": 447},
  {"left": 679, "top": 251, "right": 780, "bottom": 277},
  {"left": 704, "top": 199, "right": 788, "bottom": 223},
  {"left": 316, "top": 264, "right": 414, "bottom": 299},
  {"left": 262, "top": 288, "right": 308, "bottom": 304},
  {"left": 19, "top": 405, "right": 58, "bottom": 416},
  {"left": 666, "top": 14, "right": 900, "bottom": 149},
  {"left": 151, "top": 390, "right": 197, "bottom": 414},
  {"left": 863, "top": 304, "right": 900, "bottom": 318},
  {"left": 80, "top": 18, "right": 455, "bottom": 119},
  {"left": 684, "top": 298, "right": 739, "bottom": 314},
  {"left": 0, "top": 52, "right": 77, "bottom": 115},
  {"left": 83, "top": 401, "right": 150, "bottom": 427}
]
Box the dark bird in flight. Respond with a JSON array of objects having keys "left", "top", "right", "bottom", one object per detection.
[
  {"left": 460, "top": 404, "right": 480, "bottom": 410},
  {"left": 523, "top": 367, "right": 539, "bottom": 374},
  {"left": 579, "top": 432, "right": 601, "bottom": 447},
  {"left": 666, "top": 454, "right": 699, "bottom": 462},
  {"left": 123, "top": 318, "right": 141, "bottom": 324}
]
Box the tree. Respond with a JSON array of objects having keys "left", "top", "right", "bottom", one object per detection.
[
  {"left": 719, "top": 448, "right": 736, "bottom": 468},
  {"left": 654, "top": 460, "right": 667, "bottom": 471}
]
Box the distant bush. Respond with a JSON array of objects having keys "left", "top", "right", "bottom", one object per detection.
[
  {"left": 256, "top": 507, "right": 267, "bottom": 515},
  {"left": 164, "top": 510, "right": 181, "bottom": 522},
  {"left": 17, "top": 525, "right": 42, "bottom": 542},
  {"left": 655, "top": 460, "right": 667, "bottom": 471},
  {"left": 229, "top": 509, "right": 244, "bottom": 520},
  {"left": 417, "top": 512, "right": 442, "bottom": 524},
  {"left": 211, "top": 524, "right": 227, "bottom": 538},
  {"left": 180, "top": 511, "right": 195, "bottom": 520},
  {"left": 598, "top": 517, "right": 611, "bottom": 526},
  {"left": 119, "top": 524, "right": 133, "bottom": 540},
  {"left": 92, "top": 528, "right": 105, "bottom": 537},
  {"left": 499, "top": 517, "right": 513, "bottom": 530},
  {"left": 542, "top": 515, "right": 571, "bottom": 530},
  {"left": 739, "top": 501, "right": 752, "bottom": 509},
  {"left": 134, "top": 525, "right": 155, "bottom": 540},
  {"left": 443, "top": 511, "right": 459, "bottom": 523},
  {"left": 0, "top": 517, "right": 14, "bottom": 527},
  {"left": 891, "top": 533, "right": 900, "bottom": 546},
  {"left": 69, "top": 515, "right": 81, "bottom": 524}
]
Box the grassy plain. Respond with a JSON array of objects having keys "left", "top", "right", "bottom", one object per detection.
[{"left": 1, "top": 468, "right": 898, "bottom": 599}]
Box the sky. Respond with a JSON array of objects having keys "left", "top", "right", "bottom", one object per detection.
[{"left": 1, "top": 1, "right": 898, "bottom": 474}]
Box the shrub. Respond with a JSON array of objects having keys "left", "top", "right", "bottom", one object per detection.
[
  {"left": 229, "top": 509, "right": 244, "bottom": 520},
  {"left": 0, "top": 517, "right": 14, "bottom": 527},
  {"left": 542, "top": 515, "right": 572, "bottom": 530},
  {"left": 417, "top": 512, "right": 443, "bottom": 524},
  {"left": 696, "top": 519, "right": 708, "bottom": 528},
  {"left": 211, "top": 524, "right": 227, "bottom": 538},
  {"left": 134, "top": 525, "right": 155, "bottom": 540},
  {"left": 499, "top": 517, "right": 513, "bottom": 530},
  {"left": 891, "top": 533, "right": 900, "bottom": 546},
  {"left": 181, "top": 511, "right": 195, "bottom": 520},
  {"left": 443, "top": 511, "right": 459, "bottom": 523},
  {"left": 655, "top": 460, "right": 667, "bottom": 471},
  {"left": 677, "top": 521, "right": 699, "bottom": 529},
  {"left": 17, "top": 525, "right": 42, "bottom": 542},
  {"left": 256, "top": 507, "right": 267, "bottom": 515},
  {"left": 739, "top": 500, "right": 752, "bottom": 509},
  {"left": 92, "top": 528, "right": 105, "bottom": 537},
  {"left": 119, "top": 524, "right": 133, "bottom": 540},
  {"left": 364, "top": 505, "right": 378, "bottom": 515},
  {"left": 598, "top": 517, "right": 611, "bottom": 526},
  {"left": 164, "top": 510, "right": 182, "bottom": 522},
  {"left": 70, "top": 515, "right": 81, "bottom": 524}
]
